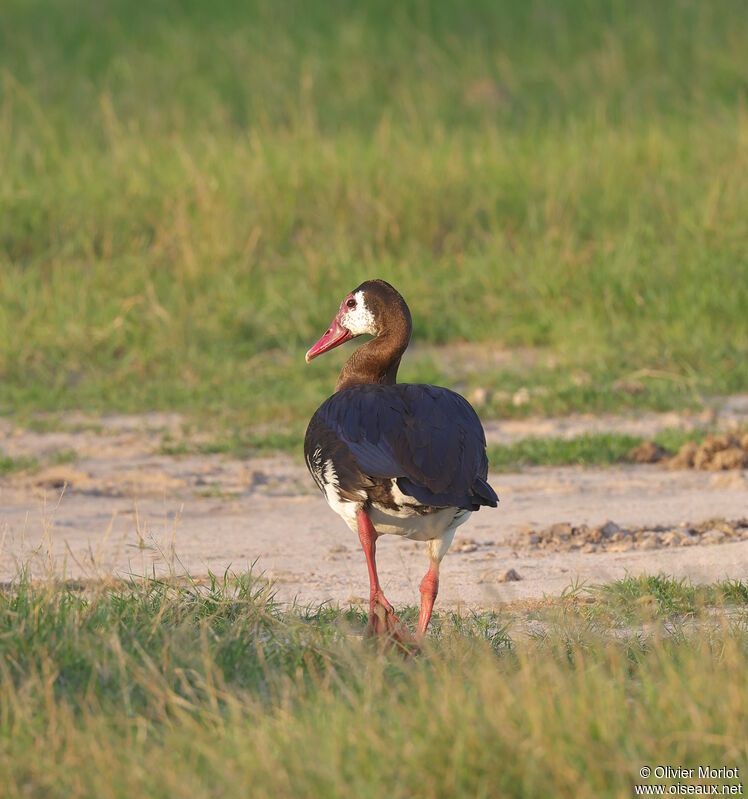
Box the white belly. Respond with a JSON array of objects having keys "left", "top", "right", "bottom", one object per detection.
[
  {"left": 315, "top": 460, "right": 471, "bottom": 548},
  {"left": 367, "top": 504, "right": 471, "bottom": 541}
]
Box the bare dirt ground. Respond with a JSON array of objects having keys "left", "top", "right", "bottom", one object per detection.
[{"left": 1, "top": 398, "right": 747, "bottom": 610}]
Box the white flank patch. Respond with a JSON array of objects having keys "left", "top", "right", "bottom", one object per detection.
[
  {"left": 321, "top": 459, "right": 361, "bottom": 532},
  {"left": 388, "top": 479, "right": 423, "bottom": 512},
  {"left": 340, "top": 291, "right": 377, "bottom": 336}
]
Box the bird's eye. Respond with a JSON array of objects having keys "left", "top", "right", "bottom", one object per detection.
[{"left": 346, "top": 298, "right": 356, "bottom": 309}]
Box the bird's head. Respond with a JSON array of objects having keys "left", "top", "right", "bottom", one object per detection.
[{"left": 305, "top": 279, "right": 411, "bottom": 363}]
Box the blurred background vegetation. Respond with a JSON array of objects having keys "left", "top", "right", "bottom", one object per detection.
[{"left": 1, "top": 0, "right": 746, "bottom": 430}]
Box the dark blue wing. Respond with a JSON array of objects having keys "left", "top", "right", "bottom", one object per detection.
[{"left": 306, "top": 384, "right": 498, "bottom": 510}]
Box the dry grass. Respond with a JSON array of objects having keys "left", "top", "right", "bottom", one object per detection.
[{"left": 0, "top": 571, "right": 746, "bottom": 798}]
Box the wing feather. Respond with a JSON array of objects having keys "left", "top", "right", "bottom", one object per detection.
[{"left": 307, "top": 384, "right": 498, "bottom": 510}]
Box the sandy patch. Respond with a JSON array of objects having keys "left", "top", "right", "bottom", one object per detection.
[{"left": 1, "top": 424, "right": 746, "bottom": 610}]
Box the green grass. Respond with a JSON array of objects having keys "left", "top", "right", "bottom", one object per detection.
[
  {"left": 488, "top": 432, "right": 642, "bottom": 469},
  {"left": 1, "top": 0, "right": 747, "bottom": 431},
  {"left": 48, "top": 448, "right": 78, "bottom": 465},
  {"left": 579, "top": 575, "right": 748, "bottom": 626},
  {"left": 154, "top": 424, "right": 714, "bottom": 467},
  {"left": 0, "top": 454, "right": 39, "bottom": 475},
  {"left": 0, "top": 448, "right": 79, "bottom": 475},
  {"left": 487, "top": 428, "right": 706, "bottom": 470},
  {"left": 153, "top": 424, "right": 732, "bottom": 468},
  {"left": 0, "top": 571, "right": 746, "bottom": 798}
]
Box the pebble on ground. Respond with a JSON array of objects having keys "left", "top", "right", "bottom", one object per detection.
[{"left": 511, "top": 518, "right": 748, "bottom": 554}]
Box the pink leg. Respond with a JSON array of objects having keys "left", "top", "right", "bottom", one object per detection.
[
  {"left": 356, "top": 510, "right": 411, "bottom": 641},
  {"left": 417, "top": 561, "right": 439, "bottom": 637}
]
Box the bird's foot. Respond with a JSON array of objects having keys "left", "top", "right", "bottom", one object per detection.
[{"left": 366, "top": 593, "right": 417, "bottom": 650}]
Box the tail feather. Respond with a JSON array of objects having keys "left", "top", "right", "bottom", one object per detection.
[{"left": 472, "top": 476, "right": 499, "bottom": 507}]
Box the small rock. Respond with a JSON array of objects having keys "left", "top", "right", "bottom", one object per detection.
[
  {"left": 609, "top": 541, "right": 634, "bottom": 553},
  {"left": 498, "top": 568, "right": 522, "bottom": 582},
  {"left": 251, "top": 470, "right": 269, "bottom": 485},
  {"left": 454, "top": 537, "right": 479, "bottom": 552},
  {"left": 581, "top": 543, "right": 598, "bottom": 553},
  {"left": 538, "top": 537, "right": 554, "bottom": 549},
  {"left": 662, "top": 531, "right": 683, "bottom": 547},
  {"left": 669, "top": 441, "right": 698, "bottom": 469},
  {"left": 638, "top": 535, "right": 661, "bottom": 550},
  {"left": 571, "top": 524, "right": 591, "bottom": 544},
  {"left": 700, "top": 530, "right": 724, "bottom": 545},
  {"left": 709, "top": 448, "right": 747, "bottom": 470},
  {"left": 693, "top": 448, "right": 712, "bottom": 470},
  {"left": 627, "top": 441, "right": 668, "bottom": 464},
  {"left": 599, "top": 521, "right": 621, "bottom": 538},
  {"left": 547, "top": 522, "right": 573, "bottom": 540},
  {"left": 586, "top": 527, "right": 603, "bottom": 543},
  {"left": 705, "top": 434, "right": 732, "bottom": 453}
]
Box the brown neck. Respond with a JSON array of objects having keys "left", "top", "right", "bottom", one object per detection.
[{"left": 335, "top": 315, "right": 412, "bottom": 393}]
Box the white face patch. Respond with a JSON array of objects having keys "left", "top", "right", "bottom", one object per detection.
[{"left": 340, "top": 291, "right": 377, "bottom": 337}]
